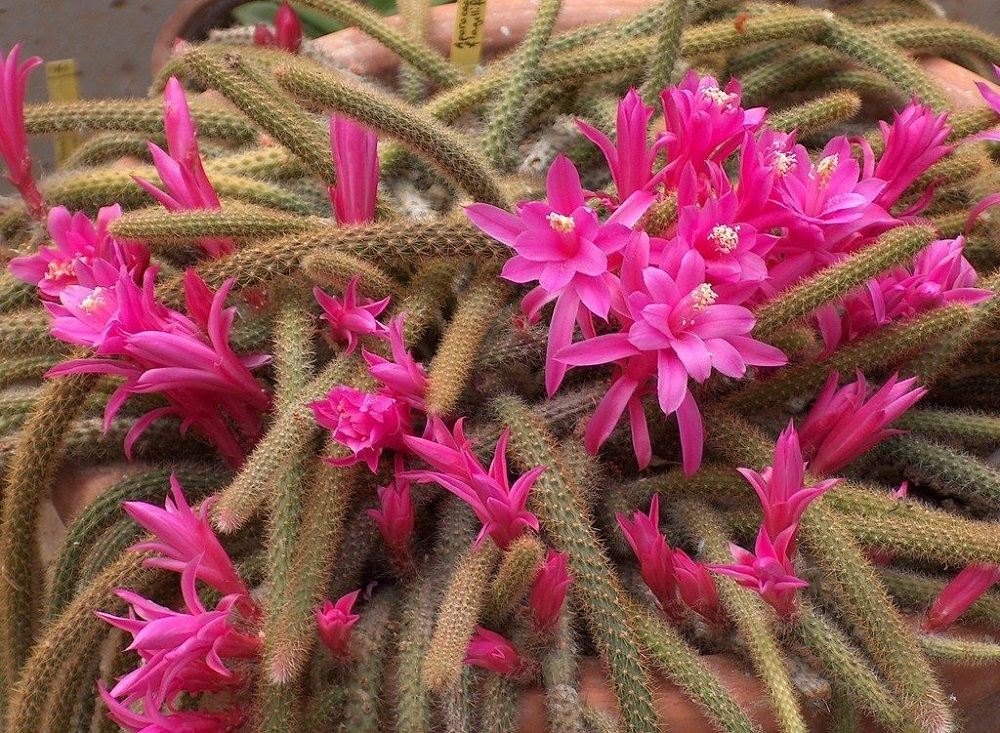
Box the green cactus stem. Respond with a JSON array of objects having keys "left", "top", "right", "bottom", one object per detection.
[
  {"left": 482, "top": 533, "right": 546, "bottom": 628},
  {"left": 767, "top": 90, "right": 862, "bottom": 135}
]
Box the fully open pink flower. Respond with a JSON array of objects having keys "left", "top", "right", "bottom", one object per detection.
[
  {"left": 925, "top": 563, "right": 1000, "bottom": 633},
  {"left": 464, "top": 626, "right": 523, "bottom": 676},
  {"left": 798, "top": 371, "right": 926, "bottom": 475},
  {"left": 466, "top": 154, "right": 653, "bottom": 395},
  {"left": 0, "top": 45, "right": 44, "bottom": 220},
  {"left": 317, "top": 589, "right": 361, "bottom": 657},
  {"left": 314, "top": 276, "right": 390, "bottom": 354},
  {"left": 329, "top": 115, "right": 379, "bottom": 225},
  {"left": 558, "top": 246, "right": 786, "bottom": 473},
  {"left": 133, "top": 77, "right": 233, "bottom": 257},
  {"left": 123, "top": 474, "right": 248, "bottom": 597},
  {"left": 529, "top": 549, "right": 573, "bottom": 632},
  {"left": 577, "top": 88, "right": 663, "bottom": 201},
  {"left": 9, "top": 205, "right": 148, "bottom": 298},
  {"left": 252, "top": 1, "right": 303, "bottom": 52},
  {"left": 403, "top": 418, "right": 543, "bottom": 549},
  {"left": 311, "top": 386, "right": 411, "bottom": 472}
]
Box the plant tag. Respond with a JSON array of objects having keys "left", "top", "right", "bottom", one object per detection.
[
  {"left": 45, "top": 59, "right": 82, "bottom": 166},
  {"left": 450, "top": 0, "right": 488, "bottom": 72}
]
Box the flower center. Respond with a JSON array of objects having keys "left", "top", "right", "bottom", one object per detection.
[
  {"left": 689, "top": 283, "right": 718, "bottom": 311},
  {"left": 43, "top": 260, "right": 76, "bottom": 282},
  {"left": 546, "top": 212, "right": 576, "bottom": 233},
  {"left": 702, "top": 85, "right": 734, "bottom": 107},
  {"left": 772, "top": 151, "right": 796, "bottom": 176},
  {"left": 80, "top": 287, "right": 106, "bottom": 315},
  {"left": 708, "top": 224, "right": 740, "bottom": 254},
  {"left": 811, "top": 153, "right": 839, "bottom": 184}
]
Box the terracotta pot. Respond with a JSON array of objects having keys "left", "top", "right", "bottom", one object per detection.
[{"left": 129, "top": 3, "right": 1000, "bottom": 732}]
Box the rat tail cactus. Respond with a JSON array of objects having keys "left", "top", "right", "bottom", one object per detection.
[{"left": 4, "top": 1, "right": 1000, "bottom": 732}]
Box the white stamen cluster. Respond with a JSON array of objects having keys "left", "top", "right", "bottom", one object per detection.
[
  {"left": 546, "top": 212, "right": 576, "bottom": 233},
  {"left": 690, "top": 283, "right": 719, "bottom": 310},
  {"left": 702, "top": 85, "right": 734, "bottom": 107},
  {"left": 80, "top": 287, "right": 107, "bottom": 315},
  {"left": 772, "top": 151, "right": 797, "bottom": 176},
  {"left": 811, "top": 153, "right": 840, "bottom": 183},
  {"left": 44, "top": 260, "right": 76, "bottom": 282},
  {"left": 708, "top": 224, "right": 741, "bottom": 254}
]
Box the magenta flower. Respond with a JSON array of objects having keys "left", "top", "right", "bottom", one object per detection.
[
  {"left": 98, "top": 685, "right": 245, "bottom": 733},
  {"left": 98, "top": 564, "right": 260, "bottom": 706},
  {"left": 329, "top": 115, "right": 379, "bottom": 225},
  {"left": 363, "top": 314, "right": 428, "bottom": 410},
  {"left": 577, "top": 88, "right": 663, "bottom": 201},
  {"left": 317, "top": 589, "right": 361, "bottom": 657},
  {"left": 123, "top": 474, "right": 248, "bottom": 597},
  {"left": 252, "top": 1, "right": 304, "bottom": 52},
  {"left": 816, "top": 237, "right": 992, "bottom": 353},
  {"left": 866, "top": 101, "right": 951, "bottom": 215},
  {"left": 736, "top": 421, "right": 841, "bottom": 552},
  {"left": 133, "top": 77, "right": 233, "bottom": 258},
  {"left": 658, "top": 71, "right": 766, "bottom": 187},
  {"left": 924, "top": 563, "right": 1000, "bottom": 633},
  {"left": 368, "top": 459, "right": 415, "bottom": 568},
  {"left": 0, "top": 45, "right": 44, "bottom": 220},
  {"left": 403, "top": 418, "right": 543, "bottom": 549},
  {"left": 314, "top": 276, "right": 390, "bottom": 355},
  {"left": 466, "top": 154, "right": 653, "bottom": 395},
  {"left": 529, "top": 549, "right": 572, "bottom": 632},
  {"left": 46, "top": 268, "right": 272, "bottom": 468},
  {"left": 464, "top": 626, "right": 523, "bottom": 676},
  {"left": 708, "top": 526, "right": 809, "bottom": 618},
  {"left": 558, "top": 246, "right": 786, "bottom": 474},
  {"left": 9, "top": 204, "right": 149, "bottom": 298},
  {"left": 798, "top": 371, "right": 926, "bottom": 475},
  {"left": 311, "top": 386, "right": 411, "bottom": 472}
]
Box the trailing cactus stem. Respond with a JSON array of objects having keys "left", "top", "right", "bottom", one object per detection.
[
  {"left": 496, "top": 396, "right": 661, "bottom": 733},
  {"left": 641, "top": 0, "right": 689, "bottom": 101},
  {"left": 767, "top": 90, "right": 862, "bottom": 135},
  {"left": 424, "top": 540, "right": 500, "bottom": 692},
  {"left": 109, "top": 203, "right": 327, "bottom": 243},
  {"left": 483, "top": 533, "right": 545, "bottom": 628}
]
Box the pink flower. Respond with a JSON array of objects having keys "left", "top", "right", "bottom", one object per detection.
[
  {"left": 798, "top": 371, "right": 926, "bottom": 475},
  {"left": 577, "top": 88, "right": 663, "bottom": 201},
  {"left": 252, "top": 1, "right": 303, "bottom": 52},
  {"left": 403, "top": 418, "right": 543, "bottom": 549},
  {"left": 311, "top": 386, "right": 411, "bottom": 472},
  {"left": 617, "top": 494, "right": 720, "bottom": 623},
  {"left": 133, "top": 77, "right": 233, "bottom": 258},
  {"left": 368, "top": 459, "right": 415, "bottom": 566},
  {"left": 558, "top": 246, "right": 786, "bottom": 474},
  {"left": 123, "top": 474, "right": 248, "bottom": 597},
  {"left": 0, "top": 46, "right": 44, "bottom": 220},
  {"left": 98, "top": 563, "right": 260, "bottom": 706},
  {"left": 329, "top": 115, "right": 379, "bottom": 225},
  {"left": 363, "top": 314, "right": 428, "bottom": 410},
  {"left": 466, "top": 154, "right": 653, "bottom": 395},
  {"left": 816, "top": 237, "right": 992, "bottom": 353},
  {"left": 317, "top": 589, "right": 361, "bottom": 657},
  {"left": 972, "top": 65, "right": 1000, "bottom": 142},
  {"left": 314, "top": 276, "right": 390, "bottom": 355},
  {"left": 529, "top": 549, "right": 572, "bottom": 632},
  {"left": 737, "top": 421, "right": 840, "bottom": 553},
  {"left": 46, "top": 268, "right": 272, "bottom": 468},
  {"left": 866, "top": 101, "right": 952, "bottom": 215},
  {"left": 464, "top": 626, "right": 523, "bottom": 676},
  {"left": 98, "top": 685, "right": 244, "bottom": 733},
  {"left": 658, "top": 71, "right": 766, "bottom": 187},
  {"left": 9, "top": 205, "right": 149, "bottom": 298},
  {"left": 924, "top": 563, "right": 1000, "bottom": 633},
  {"left": 708, "top": 526, "right": 809, "bottom": 618}
]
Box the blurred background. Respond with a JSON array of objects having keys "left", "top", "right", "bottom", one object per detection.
[{"left": 0, "top": 0, "right": 997, "bottom": 172}]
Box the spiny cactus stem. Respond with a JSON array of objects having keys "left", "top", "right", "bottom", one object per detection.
[
  {"left": 678, "top": 501, "right": 808, "bottom": 733},
  {"left": 496, "top": 396, "right": 659, "bottom": 733},
  {"left": 752, "top": 225, "right": 936, "bottom": 340},
  {"left": 0, "top": 367, "right": 99, "bottom": 712},
  {"left": 641, "top": 0, "right": 689, "bottom": 102},
  {"left": 482, "top": 533, "right": 546, "bottom": 628},
  {"left": 767, "top": 90, "right": 862, "bottom": 135},
  {"left": 181, "top": 46, "right": 338, "bottom": 185},
  {"left": 276, "top": 64, "right": 509, "bottom": 208},
  {"left": 109, "top": 203, "right": 327, "bottom": 243}
]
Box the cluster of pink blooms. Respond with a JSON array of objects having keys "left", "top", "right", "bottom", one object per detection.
[
  {"left": 467, "top": 74, "right": 988, "bottom": 477},
  {"left": 98, "top": 476, "right": 260, "bottom": 732}
]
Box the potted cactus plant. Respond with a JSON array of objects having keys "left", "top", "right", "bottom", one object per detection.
[{"left": 4, "top": 1, "right": 1000, "bottom": 732}]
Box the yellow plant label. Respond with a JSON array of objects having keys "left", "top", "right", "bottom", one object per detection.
[
  {"left": 45, "top": 59, "right": 82, "bottom": 166},
  {"left": 450, "top": 0, "right": 488, "bottom": 72}
]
